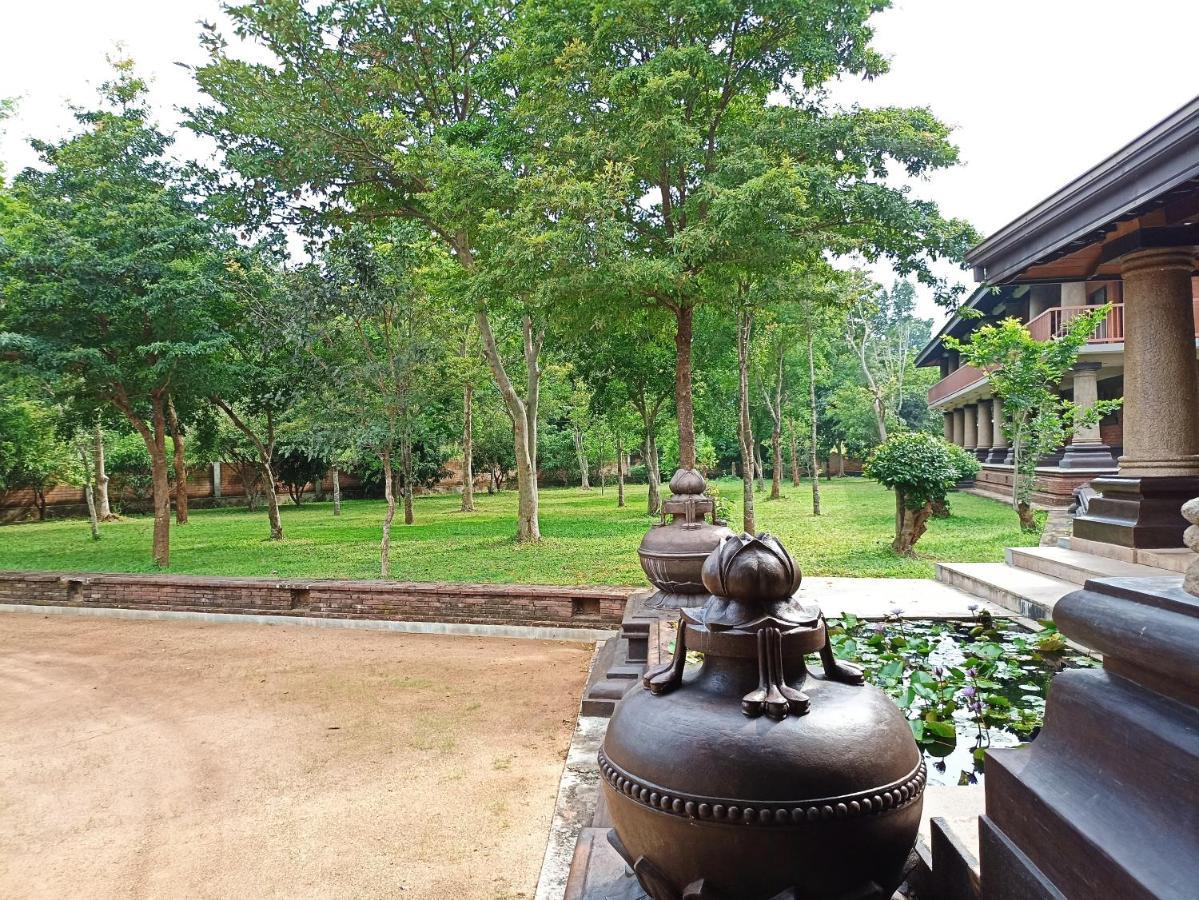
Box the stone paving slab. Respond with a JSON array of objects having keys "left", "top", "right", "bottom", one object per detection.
[{"left": 797, "top": 577, "right": 1004, "bottom": 619}]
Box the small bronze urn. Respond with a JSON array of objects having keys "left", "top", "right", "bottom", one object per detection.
[
  {"left": 601, "top": 533, "right": 926, "bottom": 899},
  {"left": 638, "top": 468, "right": 734, "bottom": 609}
]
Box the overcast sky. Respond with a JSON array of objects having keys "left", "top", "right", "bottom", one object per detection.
[{"left": 3, "top": 1, "right": 1197, "bottom": 322}]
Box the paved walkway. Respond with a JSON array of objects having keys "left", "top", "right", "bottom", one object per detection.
[{"left": 796, "top": 576, "right": 1000, "bottom": 619}]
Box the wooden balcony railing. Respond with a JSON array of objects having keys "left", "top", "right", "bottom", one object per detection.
[
  {"left": 928, "top": 364, "right": 987, "bottom": 406},
  {"left": 1026, "top": 301, "right": 1199, "bottom": 343}
]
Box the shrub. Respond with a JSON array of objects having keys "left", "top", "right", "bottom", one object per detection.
[
  {"left": 863, "top": 432, "right": 959, "bottom": 555},
  {"left": 945, "top": 442, "right": 981, "bottom": 484}
]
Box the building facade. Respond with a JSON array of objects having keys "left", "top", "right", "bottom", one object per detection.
[{"left": 917, "top": 277, "right": 1199, "bottom": 507}]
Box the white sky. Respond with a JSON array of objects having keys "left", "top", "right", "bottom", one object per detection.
[{"left": 2, "top": 0, "right": 1198, "bottom": 323}]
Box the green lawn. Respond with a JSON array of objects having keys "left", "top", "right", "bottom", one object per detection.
[{"left": 0, "top": 478, "right": 1038, "bottom": 584}]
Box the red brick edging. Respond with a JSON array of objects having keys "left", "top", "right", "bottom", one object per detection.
[{"left": 0, "top": 571, "right": 631, "bottom": 629}]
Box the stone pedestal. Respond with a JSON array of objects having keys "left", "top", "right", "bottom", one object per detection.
[
  {"left": 1060, "top": 362, "right": 1116, "bottom": 469},
  {"left": 1074, "top": 246, "right": 1199, "bottom": 546},
  {"left": 580, "top": 591, "right": 659, "bottom": 717},
  {"left": 1072, "top": 475, "right": 1199, "bottom": 548},
  {"left": 978, "top": 575, "right": 1199, "bottom": 898}
]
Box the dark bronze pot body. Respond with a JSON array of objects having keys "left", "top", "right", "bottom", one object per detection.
[
  {"left": 603, "top": 534, "right": 925, "bottom": 900},
  {"left": 638, "top": 468, "right": 734, "bottom": 607}
]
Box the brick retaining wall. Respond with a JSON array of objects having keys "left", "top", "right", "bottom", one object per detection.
[{"left": 0, "top": 571, "right": 631, "bottom": 630}]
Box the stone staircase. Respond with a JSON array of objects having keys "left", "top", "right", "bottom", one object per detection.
[{"left": 936, "top": 544, "right": 1180, "bottom": 620}]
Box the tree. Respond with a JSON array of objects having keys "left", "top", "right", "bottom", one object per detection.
[
  {"left": 845, "top": 278, "right": 934, "bottom": 442},
  {"left": 189, "top": 0, "right": 575, "bottom": 544},
  {"left": 0, "top": 392, "right": 76, "bottom": 520},
  {"left": 281, "top": 225, "right": 448, "bottom": 575},
  {"left": 0, "top": 63, "right": 232, "bottom": 565},
  {"left": 947, "top": 307, "right": 1121, "bottom": 530},
  {"left": 864, "top": 432, "right": 960, "bottom": 555},
  {"left": 509, "top": 0, "right": 976, "bottom": 485}
]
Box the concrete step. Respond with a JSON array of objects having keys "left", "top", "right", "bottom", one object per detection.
[
  {"left": 1005, "top": 546, "right": 1176, "bottom": 586},
  {"left": 935, "top": 562, "right": 1076, "bottom": 620},
  {"left": 1067, "top": 536, "right": 1191, "bottom": 574}
]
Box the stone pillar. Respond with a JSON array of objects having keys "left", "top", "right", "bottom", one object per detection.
[
  {"left": 212, "top": 462, "right": 222, "bottom": 498},
  {"left": 1060, "top": 281, "right": 1087, "bottom": 308},
  {"left": 1075, "top": 246, "right": 1199, "bottom": 547},
  {"left": 1059, "top": 362, "right": 1116, "bottom": 469},
  {"left": 988, "top": 398, "right": 1011, "bottom": 464},
  {"left": 952, "top": 408, "right": 965, "bottom": 446},
  {"left": 943, "top": 412, "right": 953, "bottom": 442},
  {"left": 975, "top": 399, "right": 993, "bottom": 461},
  {"left": 962, "top": 405, "right": 977, "bottom": 451}
]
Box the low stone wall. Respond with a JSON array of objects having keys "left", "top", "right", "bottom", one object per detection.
[
  {"left": 974, "top": 464, "right": 1107, "bottom": 508},
  {"left": 0, "top": 571, "right": 630, "bottom": 630}
]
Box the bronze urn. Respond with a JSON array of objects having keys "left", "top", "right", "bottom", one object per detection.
[
  {"left": 601, "top": 533, "right": 926, "bottom": 899},
  {"left": 638, "top": 468, "right": 734, "bottom": 609}
]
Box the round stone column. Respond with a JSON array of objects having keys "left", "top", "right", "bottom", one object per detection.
[
  {"left": 962, "top": 405, "right": 978, "bottom": 451},
  {"left": 1060, "top": 361, "right": 1116, "bottom": 469},
  {"left": 952, "top": 408, "right": 965, "bottom": 446},
  {"left": 975, "top": 399, "right": 993, "bottom": 461},
  {"left": 1075, "top": 245, "right": 1199, "bottom": 548},
  {"left": 943, "top": 412, "right": 953, "bottom": 442},
  {"left": 989, "top": 398, "right": 1011, "bottom": 464},
  {"left": 1118, "top": 247, "right": 1199, "bottom": 476}
]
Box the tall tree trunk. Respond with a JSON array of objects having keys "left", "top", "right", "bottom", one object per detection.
[
  {"left": 401, "top": 428, "right": 415, "bottom": 526},
  {"left": 789, "top": 421, "right": 801, "bottom": 486},
  {"left": 644, "top": 428, "right": 661, "bottom": 516},
  {"left": 313, "top": 472, "right": 325, "bottom": 502},
  {"left": 79, "top": 445, "right": 100, "bottom": 541},
  {"left": 379, "top": 448, "right": 397, "bottom": 577},
  {"left": 574, "top": 426, "right": 591, "bottom": 488},
  {"left": 674, "top": 303, "right": 697, "bottom": 471},
  {"left": 755, "top": 443, "right": 765, "bottom": 494},
  {"left": 262, "top": 460, "right": 283, "bottom": 540},
  {"left": 461, "top": 380, "right": 475, "bottom": 512},
  {"left": 93, "top": 423, "right": 113, "bottom": 520},
  {"left": 168, "top": 397, "right": 188, "bottom": 525},
  {"left": 212, "top": 398, "right": 283, "bottom": 541},
  {"left": 332, "top": 466, "right": 342, "bottom": 516},
  {"left": 837, "top": 448, "right": 846, "bottom": 477},
  {"left": 807, "top": 328, "right": 822, "bottom": 517},
  {"left": 616, "top": 429, "right": 626, "bottom": 508},
  {"left": 737, "top": 308, "right": 756, "bottom": 534},
  {"left": 144, "top": 395, "right": 172, "bottom": 566},
  {"left": 477, "top": 310, "right": 541, "bottom": 542},
  {"left": 768, "top": 345, "right": 784, "bottom": 500}
]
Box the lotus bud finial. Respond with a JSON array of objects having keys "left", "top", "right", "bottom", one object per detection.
[
  {"left": 702, "top": 533, "right": 800, "bottom": 603},
  {"left": 668, "top": 467, "right": 707, "bottom": 496}
]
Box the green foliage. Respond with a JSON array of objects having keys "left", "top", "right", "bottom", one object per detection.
[
  {"left": 946, "top": 308, "right": 1123, "bottom": 515},
  {"left": 944, "top": 442, "right": 981, "bottom": 483},
  {"left": 0, "top": 394, "right": 77, "bottom": 500},
  {"left": 863, "top": 432, "right": 959, "bottom": 510}
]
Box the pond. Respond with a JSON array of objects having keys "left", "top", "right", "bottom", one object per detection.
[{"left": 826, "top": 611, "right": 1098, "bottom": 787}]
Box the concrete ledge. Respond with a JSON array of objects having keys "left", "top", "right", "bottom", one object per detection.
[
  {"left": 0, "top": 602, "right": 616, "bottom": 643},
  {"left": 0, "top": 570, "right": 631, "bottom": 630}
]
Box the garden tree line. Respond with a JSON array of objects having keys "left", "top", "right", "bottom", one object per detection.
[{"left": 1, "top": 0, "right": 981, "bottom": 571}]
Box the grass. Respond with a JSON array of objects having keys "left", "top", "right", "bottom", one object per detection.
[{"left": 0, "top": 478, "right": 1039, "bottom": 584}]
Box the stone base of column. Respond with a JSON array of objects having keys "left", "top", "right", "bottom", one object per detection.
[
  {"left": 974, "top": 447, "right": 990, "bottom": 462},
  {"left": 986, "top": 447, "right": 1010, "bottom": 465},
  {"left": 1057, "top": 443, "right": 1117, "bottom": 470},
  {"left": 1037, "top": 448, "right": 1065, "bottom": 468},
  {"left": 977, "top": 576, "right": 1199, "bottom": 898},
  {"left": 1072, "top": 475, "right": 1199, "bottom": 548}
]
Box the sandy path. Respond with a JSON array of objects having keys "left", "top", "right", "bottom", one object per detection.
[{"left": 0, "top": 612, "right": 592, "bottom": 899}]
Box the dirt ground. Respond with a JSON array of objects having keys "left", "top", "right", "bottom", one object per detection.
[{"left": 0, "top": 612, "right": 593, "bottom": 899}]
